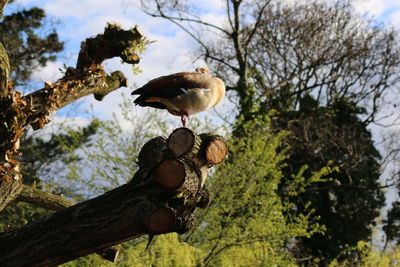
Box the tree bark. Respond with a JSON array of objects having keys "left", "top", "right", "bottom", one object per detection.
[
  {"left": 15, "top": 184, "right": 121, "bottom": 263},
  {"left": 0, "top": 42, "right": 9, "bottom": 98},
  {"left": 0, "top": 0, "right": 7, "bottom": 17},
  {"left": 16, "top": 184, "right": 75, "bottom": 211},
  {"left": 0, "top": 128, "right": 226, "bottom": 266}
]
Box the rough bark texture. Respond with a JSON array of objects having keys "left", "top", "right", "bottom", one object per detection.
[
  {"left": 16, "top": 184, "right": 120, "bottom": 263},
  {"left": 0, "top": 42, "right": 9, "bottom": 98},
  {"left": 0, "top": 23, "right": 144, "bottom": 212},
  {"left": 0, "top": 129, "right": 227, "bottom": 266},
  {"left": 16, "top": 184, "right": 75, "bottom": 211}
]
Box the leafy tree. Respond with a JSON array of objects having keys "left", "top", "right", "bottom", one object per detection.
[
  {"left": 275, "top": 96, "right": 385, "bottom": 264},
  {"left": 0, "top": 0, "right": 63, "bottom": 88},
  {"left": 186, "top": 117, "right": 330, "bottom": 266},
  {"left": 329, "top": 241, "right": 400, "bottom": 267},
  {"left": 61, "top": 233, "right": 203, "bottom": 267}
]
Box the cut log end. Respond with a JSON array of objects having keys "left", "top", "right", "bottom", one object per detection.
[
  {"left": 134, "top": 25, "right": 145, "bottom": 37},
  {"left": 167, "top": 127, "right": 196, "bottom": 156},
  {"left": 154, "top": 159, "right": 185, "bottom": 189},
  {"left": 138, "top": 136, "right": 166, "bottom": 168},
  {"left": 147, "top": 207, "right": 175, "bottom": 234},
  {"left": 205, "top": 138, "right": 228, "bottom": 165}
]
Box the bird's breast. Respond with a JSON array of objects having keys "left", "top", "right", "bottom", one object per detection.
[{"left": 168, "top": 88, "right": 214, "bottom": 115}]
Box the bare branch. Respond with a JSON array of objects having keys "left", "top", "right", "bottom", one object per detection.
[
  {"left": 244, "top": 1, "right": 270, "bottom": 50},
  {"left": 0, "top": 23, "right": 144, "bottom": 212},
  {"left": 148, "top": 0, "right": 231, "bottom": 36}
]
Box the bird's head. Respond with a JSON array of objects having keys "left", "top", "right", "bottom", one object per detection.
[{"left": 195, "top": 67, "right": 210, "bottom": 74}]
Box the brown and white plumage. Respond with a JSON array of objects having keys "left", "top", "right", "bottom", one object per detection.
[{"left": 131, "top": 68, "right": 225, "bottom": 127}]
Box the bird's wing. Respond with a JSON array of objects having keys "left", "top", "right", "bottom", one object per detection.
[{"left": 132, "top": 72, "right": 212, "bottom": 105}]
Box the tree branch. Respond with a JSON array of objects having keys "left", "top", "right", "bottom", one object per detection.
[
  {"left": 0, "top": 42, "right": 10, "bottom": 98},
  {"left": 76, "top": 23, "right": 143, "bottom": 70},
  {"left": 244, "top": 1, "right": 270, "bottom": 51},
  {"left": 16, "top": 185, "right": 121, "bottom": 263},
  {"left": 149, "top": 0, "right": 230, "bottom": 36},
  {"left": 23, "top": 69, "right": 127, "bottom": 130},
  {"left": 16, "top": 184, "right": 75, "bottom": 211},
  {"left": 0, "top": 0, "right": 7, "bottom": 17}
]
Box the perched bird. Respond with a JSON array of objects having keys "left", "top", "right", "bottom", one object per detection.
[{"left": 131, "top": 67, "right": 225, "bottom": 127}]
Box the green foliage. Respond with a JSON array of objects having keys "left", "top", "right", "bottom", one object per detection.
[
  {"left": 275, "top": 96, "right": 385, "bottom": 264},
  {"left": 186, "top": 117, "right": 327, "bottom": 266},
  {"left": 61, "top": 234, "right": 203, "bottom": 267},
  {"left": 329, "top": 241, "right": 400, "bottom": 267}
]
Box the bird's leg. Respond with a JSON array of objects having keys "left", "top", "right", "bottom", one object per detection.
[
  {"left": 180, "top": 111, "right": 189, "bottom": 127},
  {"left": 181, "top": 115, "right": 188, "bottom": 127}
]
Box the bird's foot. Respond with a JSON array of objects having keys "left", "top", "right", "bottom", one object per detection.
[{"left": 181, "top": 115, "right": 188, "bottom": 127}]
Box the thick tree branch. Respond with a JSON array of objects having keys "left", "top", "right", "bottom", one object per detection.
[
  {"left": 76, "top": 23, "right": 143, "bottom": 70},
  {"left": 16, "top": 184, "right": 75, "bottom": 211},
  {"left": 16, "top": 184, "right": 121, "bottom": 263},
  {"left": 23, "top": 69, "right": 127, "bottom": 130}
]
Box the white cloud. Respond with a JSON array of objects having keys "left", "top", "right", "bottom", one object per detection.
[
  {"left": 30, "top": 61, "right": 64, "bottom": 83},
  {"left": 352, "top": 0, "right": 400, "bottom": 20},
  {"left": 352, "top": 0, "right": 386, "bottom": 16},
  {"left": 389, "top": 9, "right": 400, "bottom": 25}
]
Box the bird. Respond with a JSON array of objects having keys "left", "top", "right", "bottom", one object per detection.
[{"left": 131, "top": 67, "right": 225, "bottom": 127}]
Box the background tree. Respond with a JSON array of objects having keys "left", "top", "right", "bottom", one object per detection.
[
  {"left": 139, "top": 0, "right": 400, "bottom": 264},
  {"left": 276, "top": 96, "right": 384, "bottom": 264},
  {"left": 0, "top": 0, "right": 63, "bottom": 88}
]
